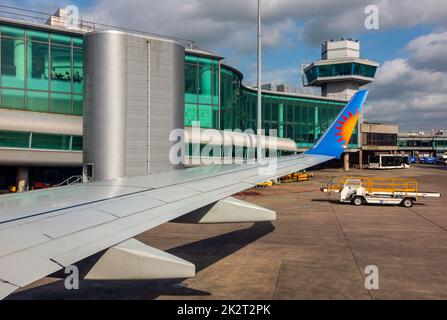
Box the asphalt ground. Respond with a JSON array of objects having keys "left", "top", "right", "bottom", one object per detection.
[{"left": 9, "top": 164, "right": 447, "bottom": 300}]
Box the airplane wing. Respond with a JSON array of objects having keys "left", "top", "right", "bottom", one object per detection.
[{"left": 0, "top": 90, "right": 368, "bottom": 299}]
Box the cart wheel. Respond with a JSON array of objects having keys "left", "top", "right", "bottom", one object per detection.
[
  {"left": 402, "top": 198, "right": 413, "bottom": 208},
  {"left": 352, "top": 196, "right": 363, "bottom": 206}
]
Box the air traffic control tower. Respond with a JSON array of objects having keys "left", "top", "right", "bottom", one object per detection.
[
  {"left": 303, "top": 39, "right": 379, "bottom": 170},
  {"left": 303, "top": 39, "right": 379, "bottom": 100}
]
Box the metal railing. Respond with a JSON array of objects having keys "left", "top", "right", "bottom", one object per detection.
[
  {"left": 326, "top": 176, "right": 419, "bottom": 195},
  {"left": 245, "top": 83, "right": 351, "bottom": 100},
  {"left": 53, "top": 175, "right": 82, "bottom": 187}
]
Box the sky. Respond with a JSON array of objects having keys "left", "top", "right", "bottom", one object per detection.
[{"left": 4, "top": 0, "right": 447, "bottom": 130}]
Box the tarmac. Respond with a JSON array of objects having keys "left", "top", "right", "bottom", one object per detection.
[{"left": 9, "top": 164, "right": 447, "bottom": 300}]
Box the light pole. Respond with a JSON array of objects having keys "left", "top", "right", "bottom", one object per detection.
[{"left": 256, "top": 0, "right": 262, "bottom": 162}]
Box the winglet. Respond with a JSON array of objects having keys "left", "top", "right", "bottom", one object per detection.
[{"left": 305, "top": 90, "right": 368, "bottom": 158}]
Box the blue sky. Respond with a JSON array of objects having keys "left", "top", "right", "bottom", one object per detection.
[{"left": 4, "top": 0, "right": 447, "bottom": 129}]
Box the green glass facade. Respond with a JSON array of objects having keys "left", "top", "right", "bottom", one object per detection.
[
  {"left": 305, "top": 62, "right": 377, "bottom": 83},
  {"left": 184, "top": 54, "right": 219, "bottom": 128},
  {"left": 0, "top": 130, "right": 82, "bottom": 151},
  {"left": 0, "top": 24, "right": 83, "bottom": 115},
  {"left": 186, "top": 53, "right": 358, "bottom": 148},
  {"left": 0, "top": 24, "right": 358, "bottom": 153}
]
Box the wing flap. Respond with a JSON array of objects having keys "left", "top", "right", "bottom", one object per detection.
[
  {"left": 31, "top": 208, "right": 117, "bottom": 238},
  {"left": 0, "top": 282, "right": 19, "bottom": 300},
  {"left": 96, "top": 195, "right": 165, "bottom": 218},
  {"left": 0, "top": 225, "right": 51, "bottom": 256},
  {"left": 0, "top": 250, "right": 62, "bottom": 287},
  {"left": 148, "top": 185, "right": 201, "bottom": 203},
  {"left": 0, "top": 184, "right": 147, "bottom": 224}
]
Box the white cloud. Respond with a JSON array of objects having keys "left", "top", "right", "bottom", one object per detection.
[
  {"left": 406, "top": 31, "right": 447, "bottom": 72},
  {"left": 366, "top": 45, "right": 447, "bottom": 130},
  {"left": 85, "top": 0, "right": 300, "bottom": 53},
  {"left": 369, "top": 58, "right": 447, "bottom": 99},
  {"left": 365, "top": 94, "right": 447, "bottom": 130},
  {"left": 83, "top": 0, "right": 447, "bottom": 50},
  {"left": 244, "top": 66, "right": 299, "bottom": 86},
  {"left": 300, "top": 0, "right": 447, "bottom": 46}
]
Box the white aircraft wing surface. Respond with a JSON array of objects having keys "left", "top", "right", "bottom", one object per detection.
[{"left": 0, "top": 90, "right": 368, "bottom": 299}]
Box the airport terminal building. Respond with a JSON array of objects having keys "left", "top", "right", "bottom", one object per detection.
[{"left": 0, "top": 9, "right": 380, "bottom": 191}]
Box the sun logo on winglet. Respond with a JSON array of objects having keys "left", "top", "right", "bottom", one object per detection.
[{"left": 335, "top": 110, "right": 358, "bottom": 147}]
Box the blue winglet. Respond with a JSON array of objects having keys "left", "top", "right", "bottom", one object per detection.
[{"left": 305, "top": 90, "right": 368, "bottom": 158}]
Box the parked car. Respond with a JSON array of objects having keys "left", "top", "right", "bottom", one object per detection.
[
  {"left": 409, "top": 156, "right": 417, "bottom": 164},
  {"left": 31, "top": 181, "right": 51, "bottom": 190},
  {"left": 436, "top": 152, "right": 447, "bottom": 165},
  {"left": 420, "top": 157, "right": 437, "bottom": 164}
]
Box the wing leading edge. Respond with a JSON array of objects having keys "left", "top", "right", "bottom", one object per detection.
[{"left": 0, "top": 90, "right": 368, "bottom": 299}]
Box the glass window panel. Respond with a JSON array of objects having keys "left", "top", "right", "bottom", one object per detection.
[
  {"left": 184, "top": 103, "right": 197, "bottom": 127},
  {"left": 250, "top": 95, "right": 256, "bottom": 121},
  {"left": 198, "top": 104, "right": 213, "bottom": 128},
  {"left": 72, "top": 37, "right": 83, "bottom": 47},
  {"left": 265, "top": 98, "right": 272, "bottom": 121},
  {"left": 50, "top": 93, "right": 71, "bottom": 114},
  {"left": 26, "top": 30, "right": 48, "bottom": 42},
  {"left": 263, "top": 97, "right": 271, "bottom": 121},
  {"left": 271, "top": 98, "right": 279, "bottom": 121},
  {"left": 270, "top": 122, "right": 278, "bottom": 137},
  {"left": 73, "top": 94, "right": 83, "bottom": 115},
  {"left": 73, "top": 48, "right": 83, "bottom": 93},
  {"left": 71, "top": 136, "right": 83, "bottom": 151},
  {"left": 50, "top": 34, "right": 71, "bottom": 46},
  {"left": 293, "top": 103, "right": 300, "bottom": 123},
  {"left": 213, "top": 105, "right": 219, "bottom": 129},
  {"left": 31, "top": 133, "right": 70, "bottom": 150},
  {"left": 286, "top": 102, "right": 293, "bottom": 123},
  {"left": 185, "top": 63, "right": 198, "bottom": 104},
  {"left": 305, "top": 67, "right": 317, "bottom": 83},
  {"left": 27, "top": 41, "right": 49, "bottom": 90},
  {"left": 1, "top": 37, "right": 25, "bottom": 88},
  {"left": 286, "top": 124, "right": 293, "bottom": 139},
  {"left": 301, "top": 106, "right": 309, "bottom": 143},
  {"left": 50, "top": 44, "right": 72, "bottom": 92},
  {"left": 27, "top": 91, "right": 48, "bottom": 112},
  {"left": 233, "top": 103, "right": 241, "bottom": 130},
  {"left": 0, "top": 131, "right": 29, "bottom": 148},
  {"left": 1, "top": 88, "right": 24, "bottom": 109},
  {"left": 1, "top": 25, "right": 24, "bottom": 38}
]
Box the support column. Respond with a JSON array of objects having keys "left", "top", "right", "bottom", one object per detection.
[
  {"left": 14, "top": 40, "right": 25, "bottom": 81},
  {"left": 17, "top": 166, "right": 29, "bottom": 192},
  {"left": 314, "top": 107, "right": 319, "bottom": 141},
  {"left": 279, "top": 103, "right": 284, "bottom": 138},
  {"left": 200, "top": 66, "right": 212, "bottom": 99},
  {"left": 343, "top": 153, "right": 350, "bottom": 171},
  {"left": 359, "top": 149, "right": 363, "bottom": 170}
]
